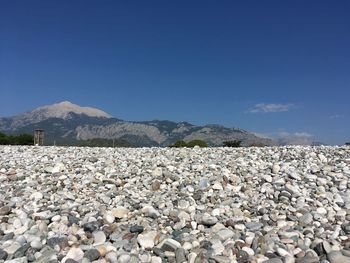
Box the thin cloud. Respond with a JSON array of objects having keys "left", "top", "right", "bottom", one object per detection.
[
  {"left": 329, "top": 114, "right": 343, "bottom": 119},
  {"left": 248, "top": 103, "right": 294, "bottom": 113},
  {"left": 276, "top": 131, "right": 314, "bottom": 145},
  {"left": 252, "top": 132, "right": 272, "bottom": 139}
]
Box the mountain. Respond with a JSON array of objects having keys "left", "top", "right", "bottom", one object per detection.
[{"left": 0, "top": 101, "right": 275, "bottom": 147}]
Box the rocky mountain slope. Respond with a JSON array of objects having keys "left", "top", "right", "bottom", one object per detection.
[{"left": 0, "top": 101, "right": 275, "bottom": 146}]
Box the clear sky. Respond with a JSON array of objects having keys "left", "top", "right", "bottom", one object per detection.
[{"left": 1, "top": 1, "right": 349, "bottom": 145}]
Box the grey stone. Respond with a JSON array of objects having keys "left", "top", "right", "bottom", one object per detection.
[
  {"left": 201, "top": 214, "right": 218, "bottom": 226},
  {"left": 0, "top": 248, "right": 8, "bottom": 260},
  {"left": 84, "top": 249, "right": 101, "bottom": 261},
  {"left": 327, "top": 251, "right": 350, "bottom": 263},
  {"left": 0, "top": 206, "right": 11, "bottom": 215},
  {"left": 262, "top": 259, "right": 283, "bottom": 263},
  {"left": 130, "top": 225, "right": 144, "bottom": 233},
  {"left": 216, "top": 228, "right": 235, "bottom": 241},
  {"left": 82, "top": 221, "right": 100, "bottom": 232},
  {"left": 47, "top": 237, "right": 68, "bottom": 249},
  {"left": 175, "top": 248, "right": 187, "bottom": 263},
  {"left": 245, "top": 222, "right": 263, "bottom": 231},
  {"left": 13, "top": 244, "right": 30, "bottom": 258},
  {"left": 299, "top": 213, "right": 313, "bottom": 226},
  {"left": 159, "top": 238, "right": 182, "bottom": 252}
]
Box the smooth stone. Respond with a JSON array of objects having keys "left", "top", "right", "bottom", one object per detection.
[
  {"left": 30, "top": 240, "right": 43, "bottom": 250},
  {"left": 111, "top": 207, "right": 129, "bottom": 218},
  {"left": 130, "top": 225, "right": 144, "bottom": 233},
  {"left": 158, "top": 238, "right": 182, "bottom": 252},
  {"left": 263, "top": 259, "right": 283, "bottom": 263},
  {"left": 4, "top": 257, "right": 28, "bottom": 263},
  {"left": 245, "top": 222, "right": 263, "bottom": 231},
  {"left": 201, "top": 214, "right": 218, "bottom": 226},
  {"left": 141, "top": 205, "right": 160, "bottom": 218},
  {"left": 272, "top": 164, "right": 281, "bottom": 174},
  {"left": 152, "top": 167, "right": 163, "bottom": 177},
  {"left": 104, "top": 213, "right": 115, "bottom": 224},
  {"left": 30, "top": 192, "right": 43, "bottom": 200},
  {"left": 93, "top": 231, "right": 106, "bottom": 245},
  {"left": 151, "top": 256, "right": 162, "bottom": 263},
  {"left": 212, "top": 182, "right": 223, "bottom": 190},
  {"left": 327, "top": 251, "right": 350, "bottom": 263},
  {"left": 0, "top": 206, "right": 11, "bottom": 215},
  {"left": 2, "top": 232, "right": 15, "bottom": 241},
  {"left": 84, "top": 249, "right": 101, "bottom": 261},
  {"left": 234, "top": 224, "right": 246, "bottom": 231},
  {"left": 295, "top": 253, "right": 319, "bottom": 263},
  {"left": 68, "top": 215, "right": 80, "bottom": 226},
  {"left": 137, "top": 232, "right": 157, "bottom": 249},
  {"left": 96, "top": 246, "right": 108, "bottom": 257},
  {"left": 242, "top": 246, "right": 255, "bottom": 256},
  {"left": 63, "top": 247, "right": 84, "bottom": 262},
  {"left": 216, "top": 229, "right": 234, "bottom": 241},
  {"left": 118, "top": 254, "right": 131, "bottom": 263},
  {"left": 0, "top": 248, "right": 8, "bottom": 260},
  {"left": 13, "top": 244, "right": 30, "bottom": 258},
  {"left": 152, "top": 180, "right": 161, "bottom": 191},
  {"left": 4, "top": 242, "right": 22, "bottom": 254},
  {"left": 316, "top": 207, "right": 327, "bottom": 215},
  {"left": 175, "top": 248, "right": 187, "bottom": 263},
  {"left": 210, "top": 256, "right": 232, "bottom": 263},
  {"left": 178, "top": 200, "right": 190, "bottom": 210},
  {"left": 34, "top": 247, "right": 56, "bottom": 263},
  {"left": 105, "top": 251, "right": 118, "bottom": 263},
  {"left": 47, "top": 237, "right": 69, "bottom": 249},
  {"left": 299, "top": 213, "right": 313, "bottom": 226},
  {"left": 51, "top": 215, "right": 61, "bottom": 222},
  {"left": 236, "top": 250, "right": 249, "bottom": 263},
  {"left": 199, "top": 179, "right": 210, "bottom": 189},
  {"left": 83, "top": 221, "right": 100, "bottom": 232},
  {"left": 263, "top": 174, "right": 273, "bottom": 183},
  {"left": 289, "top": 172, "right": 301, "bottom": 180}
]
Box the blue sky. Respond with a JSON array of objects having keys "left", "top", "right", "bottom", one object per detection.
[{"left": 1, "top": 1, "right": 349, "bottom": 144}]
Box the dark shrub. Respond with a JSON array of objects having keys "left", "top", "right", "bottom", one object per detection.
[
  {"left": 169, "top": 139, "right": 208, "bottom": 147},
  {"left": 169, "top": 140, "right": 188, "bottom": 148},
  {"left": 0, "top": 132, "right": 34, "bottom": 145},
  {"left": 223, "top": 140, "right": 242, "bottom": 147}
]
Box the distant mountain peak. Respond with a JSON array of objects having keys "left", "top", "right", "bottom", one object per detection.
[
  {"left": 56, "top": 101, "right": 76, "bottom": 106},
  {"left": 0, "top": 101, "right": 276, "bottom": 147},
  {"left": 34, "top": 101, "right": 112, "bottom": 119}
]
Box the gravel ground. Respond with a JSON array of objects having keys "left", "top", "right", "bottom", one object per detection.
[{"left": 1, "top": 145, "right": 350, "bottom": 263}]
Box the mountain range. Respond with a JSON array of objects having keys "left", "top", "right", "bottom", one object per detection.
[{"left": 0, "top": 101, "right": 275, "bottom": 147}]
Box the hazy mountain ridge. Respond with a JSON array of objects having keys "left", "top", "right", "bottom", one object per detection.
[{"left": 0, "top": 101, "right": 276, "bottom": 146}]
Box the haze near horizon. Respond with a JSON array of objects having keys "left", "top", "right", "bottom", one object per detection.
[{"left": 1, "top": 1, "right": 349, "bottom": 145}]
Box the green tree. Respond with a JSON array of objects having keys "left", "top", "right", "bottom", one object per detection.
[
  {"left": 169, "top": 139, "right": 208, "bottom": 147},
  {"left": 0, "top": 132, "right": 34, "bottom": 145},
  {"left": 0, "top": 132, "right": 10, "bottom": 145},
  {"left": 223, "top": 140, "right": 242, "bottom": 147},
  {"left": 169, "top": 140, "right": 188, "bottom": 147},
  {"left": 15, "top": 134, "right": 34, "bottom": 145}
]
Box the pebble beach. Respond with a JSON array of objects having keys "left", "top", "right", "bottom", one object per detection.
[{"left": 1, "top": 145, "right": 350, "bottom": 263}]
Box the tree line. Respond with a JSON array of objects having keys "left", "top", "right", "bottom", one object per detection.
[
  {"left": 0, "top": 132, "right": 34, "bottom": 145},
  {"left": 169, "top": 139, "right": 244, "bottom": 147}
]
